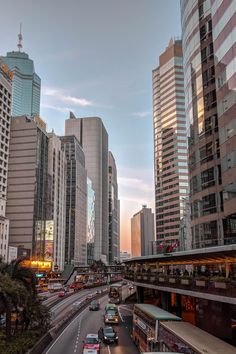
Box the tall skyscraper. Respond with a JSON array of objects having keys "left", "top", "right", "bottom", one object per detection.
[
  {"left": 180, "top": 0, "right": 236, "bottom": 248},
  {"left": 65, "top": 114, "right": 109, "bottom": 263},
  {"left": 108, "top": 151, "right": 120, "bottom": 263},
  {"left": 211, "top": 0, "right": 236, "bottom": 244},
  {"left": 87, "top": 177, "right": 95, "bottom": 265},
  {"left": 6, "top": 116, "right": 49, "bottom": 259},
  {"left": 131, "top": 205, "right": 154, "bottom": 257},
  {"left": 152, "top": 39, "right": 188, "bottom": 252},
  {"left": 0, "top": 60, "right": 12, "bottom": 262},
  {"left": 1, "top": 31, "right": 41, "bottom": 117},
  {"left": 60, "top": 135, "right": 87, "bottom": 266},
  {"left": 48, "top": 132, "right": 66, "bottom": 271}
]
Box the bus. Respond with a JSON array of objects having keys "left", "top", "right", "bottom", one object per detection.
[
  {"left": 159, "top": 321, "right": 236, "bottom": 354},
  {"left": 48, "top": 278, "right": 65, "bottom": 292},
  {"left": 108, "top": 283, "right": 123, "bottom": 304},
  {"left": 132, "top": 304, "right": 181, "bottom": 352}
]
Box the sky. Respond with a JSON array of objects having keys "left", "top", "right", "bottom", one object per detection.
[{"left": 0, "top": 0, "right": 181, "bottom": 252}]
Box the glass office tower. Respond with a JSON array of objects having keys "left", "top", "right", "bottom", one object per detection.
[{"left": 1, "top": 51, "right": 41, "bottom": 117}]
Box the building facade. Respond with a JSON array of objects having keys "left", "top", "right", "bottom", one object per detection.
[
  {"left": 6, "top": 116, "right": 49, "bottom": 259},
  {"left": 152, "top": 39, "right": 188, "bottom": 252},
  {"left": 65, "top": 114, "right": 109, "bottom": 263},
  {"left": 211, "top": 0, "right": 236, "bottom": 244},
  {"left": 181, "top": 0, "right": 236, "bottom": 248},
  {"left": 0, "top": 60, "right": 12, "bottom": 262},
  {"left": 87, "top": 177, "right": 95, "bottom": 265},
  {"left": 1, "top": 48, "right": 41, "bottom": 117},
  {"left": 131, "top": 205, "right": 154, "bottom": 257},
  {"left": 108, "top": 151, "right": 120, "bottom": 263},
  {"left": 48, "top": 132, "right": 66, "bottom": 271},
  {"left": 60, "top": 135, "right": 87, "bottom": 266}
]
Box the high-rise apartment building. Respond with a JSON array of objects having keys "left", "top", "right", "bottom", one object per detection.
[
  {"left": 211, "top": 0, "right": 236, "bottom": 243},
  {"left": 180, "top": 0, "right": 236, "bottom": 248},
  {"left": 0, "top": 60, "right": 12, "bottom": 262},
  {"left": 108, "top": 151, "right": 120, "bottom": 263},
  {"left": 48, "top": 132, "right": 66, "bottom": 271},
  {"left": 152, "top": 39, "right": 188, "bottom": 252},
  {"left": 131, "top": 205, "right": 154, "bottom": 257},
  {"left": 6, "top": 116, "right": 50, "bottom": 259},
  {"left": 1, "top": 33, "right": 41, "bottom": 117},
  {"left": 60, "top": 135, "right": 87, "bottom": 266},
  {"left": 65, "top": 114, "right": 109, "bottom": 263}
]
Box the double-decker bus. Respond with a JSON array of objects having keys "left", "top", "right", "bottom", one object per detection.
[
  {"left": 108, "top": 283, "right": 123, "bottom": 304},
  {"left": 132, "top": 304, "right": 181, "bottom": 352}
]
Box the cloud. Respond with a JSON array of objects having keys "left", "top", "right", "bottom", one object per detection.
[
  {"left": 132, "top": 111, "right": 151, "bottom": 118},
  {"left": 41, "top": 103, "right": 71, "bottom": 113},
  {"left": 118, "top": 176, "right": 153, "bottom": 193},
  {"left": 43, "top": 87, "right": 93, "bottom": 107}
]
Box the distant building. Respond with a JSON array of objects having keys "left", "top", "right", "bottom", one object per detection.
[
  {"left": 48, "top": 132, "right": 66, "bottom": 271},
  {"left": 120, "top": 251, "right": 131, "bottom": 263},
  {"left": 65, "top": 114, "right": 109, "bottom": 263},
  {"left": 6, "top": 116, "right": 49, "bottom": 260},
  {"left": 1, "top": 31, "right": 41, "bottom": 117},
  {"left": 60, "top": 135, "right": 87, "bottom": 266},
  {"left": 131, "top": 206, "right": 154, "bottom": 257},
  {"left": 152, "top": 39, "right": 188, "bottom": 252},
  {"left": 108, "top": 151, "right": 120, "bottom": 263},
  {"left": 0, "top": 59, "right": 12, "bottom": 262},
  {"left": 87, "top": 177, "right": 95, "bottom": 265}
]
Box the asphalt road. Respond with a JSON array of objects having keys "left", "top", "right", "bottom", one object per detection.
[{"left": 44, "top": 294, "right": 139, "bottom": 354}]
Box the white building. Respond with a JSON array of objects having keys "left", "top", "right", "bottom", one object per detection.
[
  {"left": 48, "top": 132, "right": 66, "bottom": 271},
  {"left": 0, "top": 60, "right": 12, "bottom": 262},
  {"left": 65, "top": 113, "right": 108, "bottom": 263}
]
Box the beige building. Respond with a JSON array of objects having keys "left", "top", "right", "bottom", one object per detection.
[
  {"left": 65, "top": 114, "right": 108, "bottom": 263},
  {"left": 152, "top": 39, "right": 188, "bottom": 253},
  {"left": 131, "top": 206, "right": 154, "bottom": 257},
  {"left": 6, "top": 116, "right": 50, "bottom": 259},
  {"left": 48, "top": 132, "right": 66, "bottom": 270},
  {"left": 0, "top": 60, "right": 12, "bottom": 262}
]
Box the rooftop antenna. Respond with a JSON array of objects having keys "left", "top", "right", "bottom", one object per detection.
[{"left": 17, "top": 23, "right": 23, "bottom": 52}]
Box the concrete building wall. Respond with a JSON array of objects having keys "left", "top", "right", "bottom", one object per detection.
[
  {"left": 6, "top": 116, "right": 48, "bottom": 259},
  {"left": 65, "top": 115, "right": 108, "bottom": 263},
  {"left": 48, "top": 132, "right": 66, "bottom": 271},
  {"left": 0, "top": 60, "right": 12, "bottom": 262},
  {"left": 131, "top": 206, "right": 154, "bottom": 257},
  {"left": 61, "top": 135, "right": 87, "bottom": 265},
  {"left": 108, "top": 151, "right": 119, "bottom": 263}
]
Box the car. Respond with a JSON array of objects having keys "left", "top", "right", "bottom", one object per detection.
[
  {"left": 58, "top": 291, "right": 65, "bottom": 297},
  {"left": 72, "top": 300, "right": 83, "bottom": 309},
  {"left": 83, "top": 334, "right": 100, "bottom": 352},
  {"left": 89, "top": 300, "right": 100, "bottom": 311},
  {"left": 104, "top": 310, "right": 119, "bottom": 324},
  {"left": 99, "top": 326, "right": 118, "bottom": 344}
]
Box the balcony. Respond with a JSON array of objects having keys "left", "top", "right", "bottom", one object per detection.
[{"left": 124, "top": 272, "right": 236, "bottom": 302}]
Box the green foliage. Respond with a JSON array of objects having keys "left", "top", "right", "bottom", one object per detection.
[{"left": 0, "top": 329, "right": 43, "bottom": 354}]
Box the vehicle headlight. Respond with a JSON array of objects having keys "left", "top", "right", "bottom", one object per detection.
[
  {"left": 116, "top": 336, "right": 118, "bottom": 339},
  {"left": 104, "top": 336, "right": 108, "bottom": 339}
]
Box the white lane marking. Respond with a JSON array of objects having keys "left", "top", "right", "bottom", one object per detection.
[
  {"left": 45, "top": 307, "right": 87, "bottom": 354},
  {"left": 108, "top": 346, "right": 111, "bottom": 354},
  {"left": 118, "top": 306, "right": 124, "bottom": 322}
]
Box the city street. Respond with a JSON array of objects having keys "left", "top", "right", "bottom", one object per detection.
[{"left": 44, "top": 295, "right": 139, "bottom": 354}]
